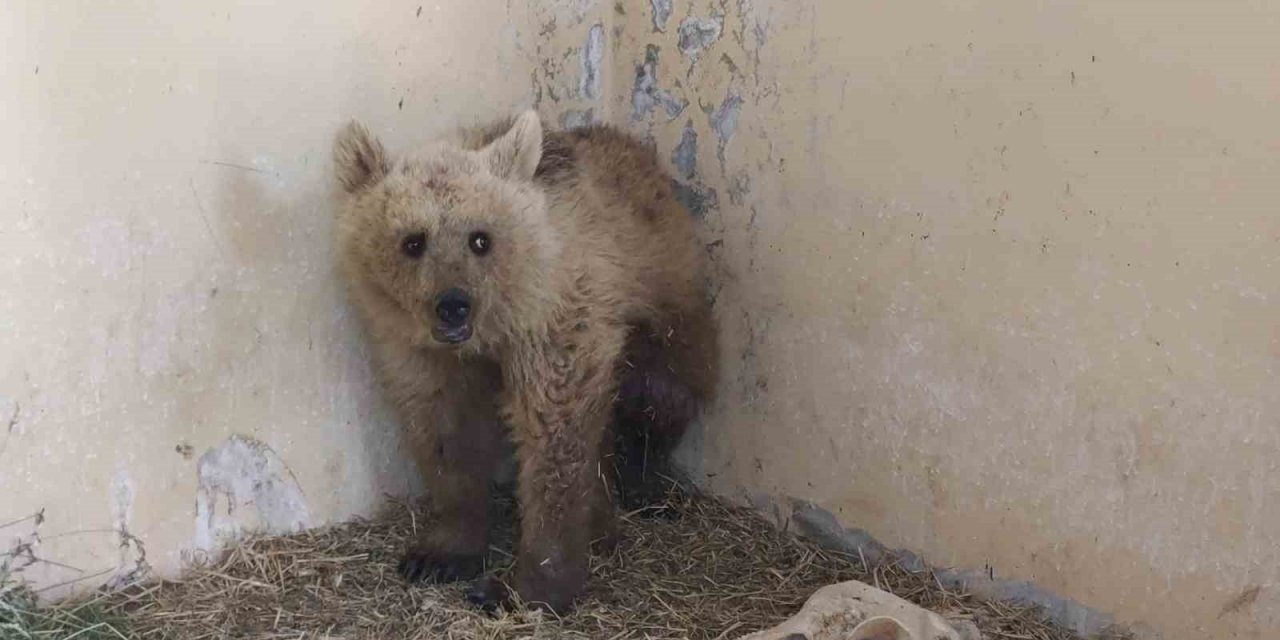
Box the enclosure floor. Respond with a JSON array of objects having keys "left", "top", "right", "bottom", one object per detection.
[{"left": 51, "top": 491, "right": 1103, "bottom": 640}]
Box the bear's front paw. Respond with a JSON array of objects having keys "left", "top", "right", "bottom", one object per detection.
[{"left": 397, "top": 548, "right": 484, "bottom": 584}]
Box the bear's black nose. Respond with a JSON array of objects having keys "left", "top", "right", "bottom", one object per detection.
[{"left": 434, "top": 288, "right": 472, "bottom": 328}]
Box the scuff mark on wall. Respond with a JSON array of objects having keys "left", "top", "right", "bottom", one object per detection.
[
  {"left": 193, "top": 435, "right": 310, "bottom": 553},
  {"left": 631, "top": 45, "right": 688, "bottom": 122},
  {"left": 678, "top": 14, "right": 725, "bottom": 62},
  {"left": 650, "top": 0, "right": 673, "bottom": 32},
  {"left": 1218, "top": 585, "right": 1263, "bottom": 620},
  {"left": 673, "top": 120, "right": 698, "bottom": 179},
  {"left": 580, "top": 23, "right": 605, "bottom": 99}
]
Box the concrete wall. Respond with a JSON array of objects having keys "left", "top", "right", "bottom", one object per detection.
[
  {"left": 0, "top": 0, "right": 608, "bottom": 599},
  {"left": 4, "top": 2, "right": 1278, "bottom": 639},
  {"left": 607, "top": 2, "right": 1278, "bottom": 639}
]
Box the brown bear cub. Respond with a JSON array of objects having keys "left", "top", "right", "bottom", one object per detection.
[{"left": 332, "top": 111, "right": 719, "bottom": 613}]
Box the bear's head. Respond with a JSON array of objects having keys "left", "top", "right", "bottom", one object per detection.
[{"left": 332, "top": 111, "right": 560, "bottom": 354}]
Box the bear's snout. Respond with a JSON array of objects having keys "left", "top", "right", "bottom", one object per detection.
[{"left": 432, "top": 288, "right": 474, "bottom": 344}]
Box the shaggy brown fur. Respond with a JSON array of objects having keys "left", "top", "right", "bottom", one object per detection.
[{"left": 332, "top": 111, "right": 719, "bottom": 614}]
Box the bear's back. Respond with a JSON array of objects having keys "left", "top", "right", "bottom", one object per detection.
[{"left": 536, "top": 124, "right": 705, "bottom": 318}]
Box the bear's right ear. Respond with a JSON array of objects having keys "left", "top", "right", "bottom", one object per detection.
[
  {"left": 333, "top": 120, "right": 389, "bottom": 193},
  {"left": 482, "top": 110, "right": 543, "bottom": 181}
]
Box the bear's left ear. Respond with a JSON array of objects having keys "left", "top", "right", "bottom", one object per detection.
[
  {"left": 333, "top": 120, "right": 390, "bottom": 193},
  {"left": 483, "top": 110, "right": 542, "bottom": 181}
]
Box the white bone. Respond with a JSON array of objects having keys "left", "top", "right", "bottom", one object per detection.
[{"left": 733, "top": 580, "right": 982, "bottom": 640}]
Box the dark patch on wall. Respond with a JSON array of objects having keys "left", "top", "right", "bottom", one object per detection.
[
  {"left": 1218, "top": 585, "right": 1263, "bottom": 619},
  {"left": 673, "top": 180, "right": 718, "bottom": 218},
  {"left": 672, "top": 121, "right": 698, "bottom": 179}
]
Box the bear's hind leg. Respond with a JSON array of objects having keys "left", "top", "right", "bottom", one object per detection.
[{"left": 613, "top": 304, "right": 719, "bottom": 512}]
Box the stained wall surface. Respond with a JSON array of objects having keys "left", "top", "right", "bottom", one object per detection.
[
  {"left": 0, "top": 0, "right": 611, "bottom": 599},
  {"left": 4, "top": 2, "right": 1279, "bottom": 639},
  {"left": 606, "top": 2, "right": 1279, "bottom": 639}
]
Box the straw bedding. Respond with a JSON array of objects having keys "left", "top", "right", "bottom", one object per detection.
[{"left": 9, "top": 489, "right": 1128, "bottom": 640}]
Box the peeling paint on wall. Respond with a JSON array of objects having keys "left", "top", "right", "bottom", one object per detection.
[
  {"left": 193, "top": 435, "right": 310, "bottom": 553},
  {"left": 631, "top": 45, "right": 688, "bottom": 122},
  {"left": 649, "top": 0, "right": 673, "bottom": 32},
  {"left": 673, "top": 120, "right": 698, "bottom": 179},
  {"left": 580, "top": 23, "right": 605, "bottom": 100},
  {"left": 602, "top": 0, "right": 1280, "bottom": 636},
  {"left": 708, "top": 89, "right": 744, "bottom": 167},
  {"left": 677, "top": 14, "right": 725, "bottom": 61}
]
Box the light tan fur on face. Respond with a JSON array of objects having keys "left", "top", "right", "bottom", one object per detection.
[{"left": 333, "top": 110, "right": 719, "bottom": 613}]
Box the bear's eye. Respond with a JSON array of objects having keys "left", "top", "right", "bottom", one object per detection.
[
  {"left": 468, "top": 231, "right": 491, "bottom": 256},
  {"left": 400, "top": 232, "right": 427, "bottom": 258}
]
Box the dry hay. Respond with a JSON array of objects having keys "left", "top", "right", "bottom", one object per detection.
[{"left": 32, "top": 490, "right": 1124, "bottom": 640}]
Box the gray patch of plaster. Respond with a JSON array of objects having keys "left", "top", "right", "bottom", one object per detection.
[
  {"left": 580, "top": 23, "right": 605, "bottom": 100},
  {"left": 678, "top": 14, "right": 725, "bottom": 61},
  {"left": 673, "top": 121, "right": 698, "bottom": 179},
  {"left": 789, "top": 501, "right": 1121, "bottom": 638},
  {"left": 672, "top": 180, "right": 719, "bottom": 218},
  {"left": 709, "top": 90, "right": 745, "bottom": 166},
  {"left": 194, "top": 435, "right": 310, "bottom": 552},
  {"left": 561, "top": 108, "right": 595, "bottom": 130},
  {"left": 632, "top": 45, "right": 688, "bottom": 122},
  {"left": 650, "top": 0, "right": 673, "bottom": 32}
]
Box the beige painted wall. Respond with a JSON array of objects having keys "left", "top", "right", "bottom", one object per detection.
[
  {"left": 0, "top": 0, "right": 614, "bottom": 600},
  {"left": 4, "top": 1, "right": 1277, "bottom": 638},
  {"left": 608, "top": 1, "right": 1279, "bottom": 639}
]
